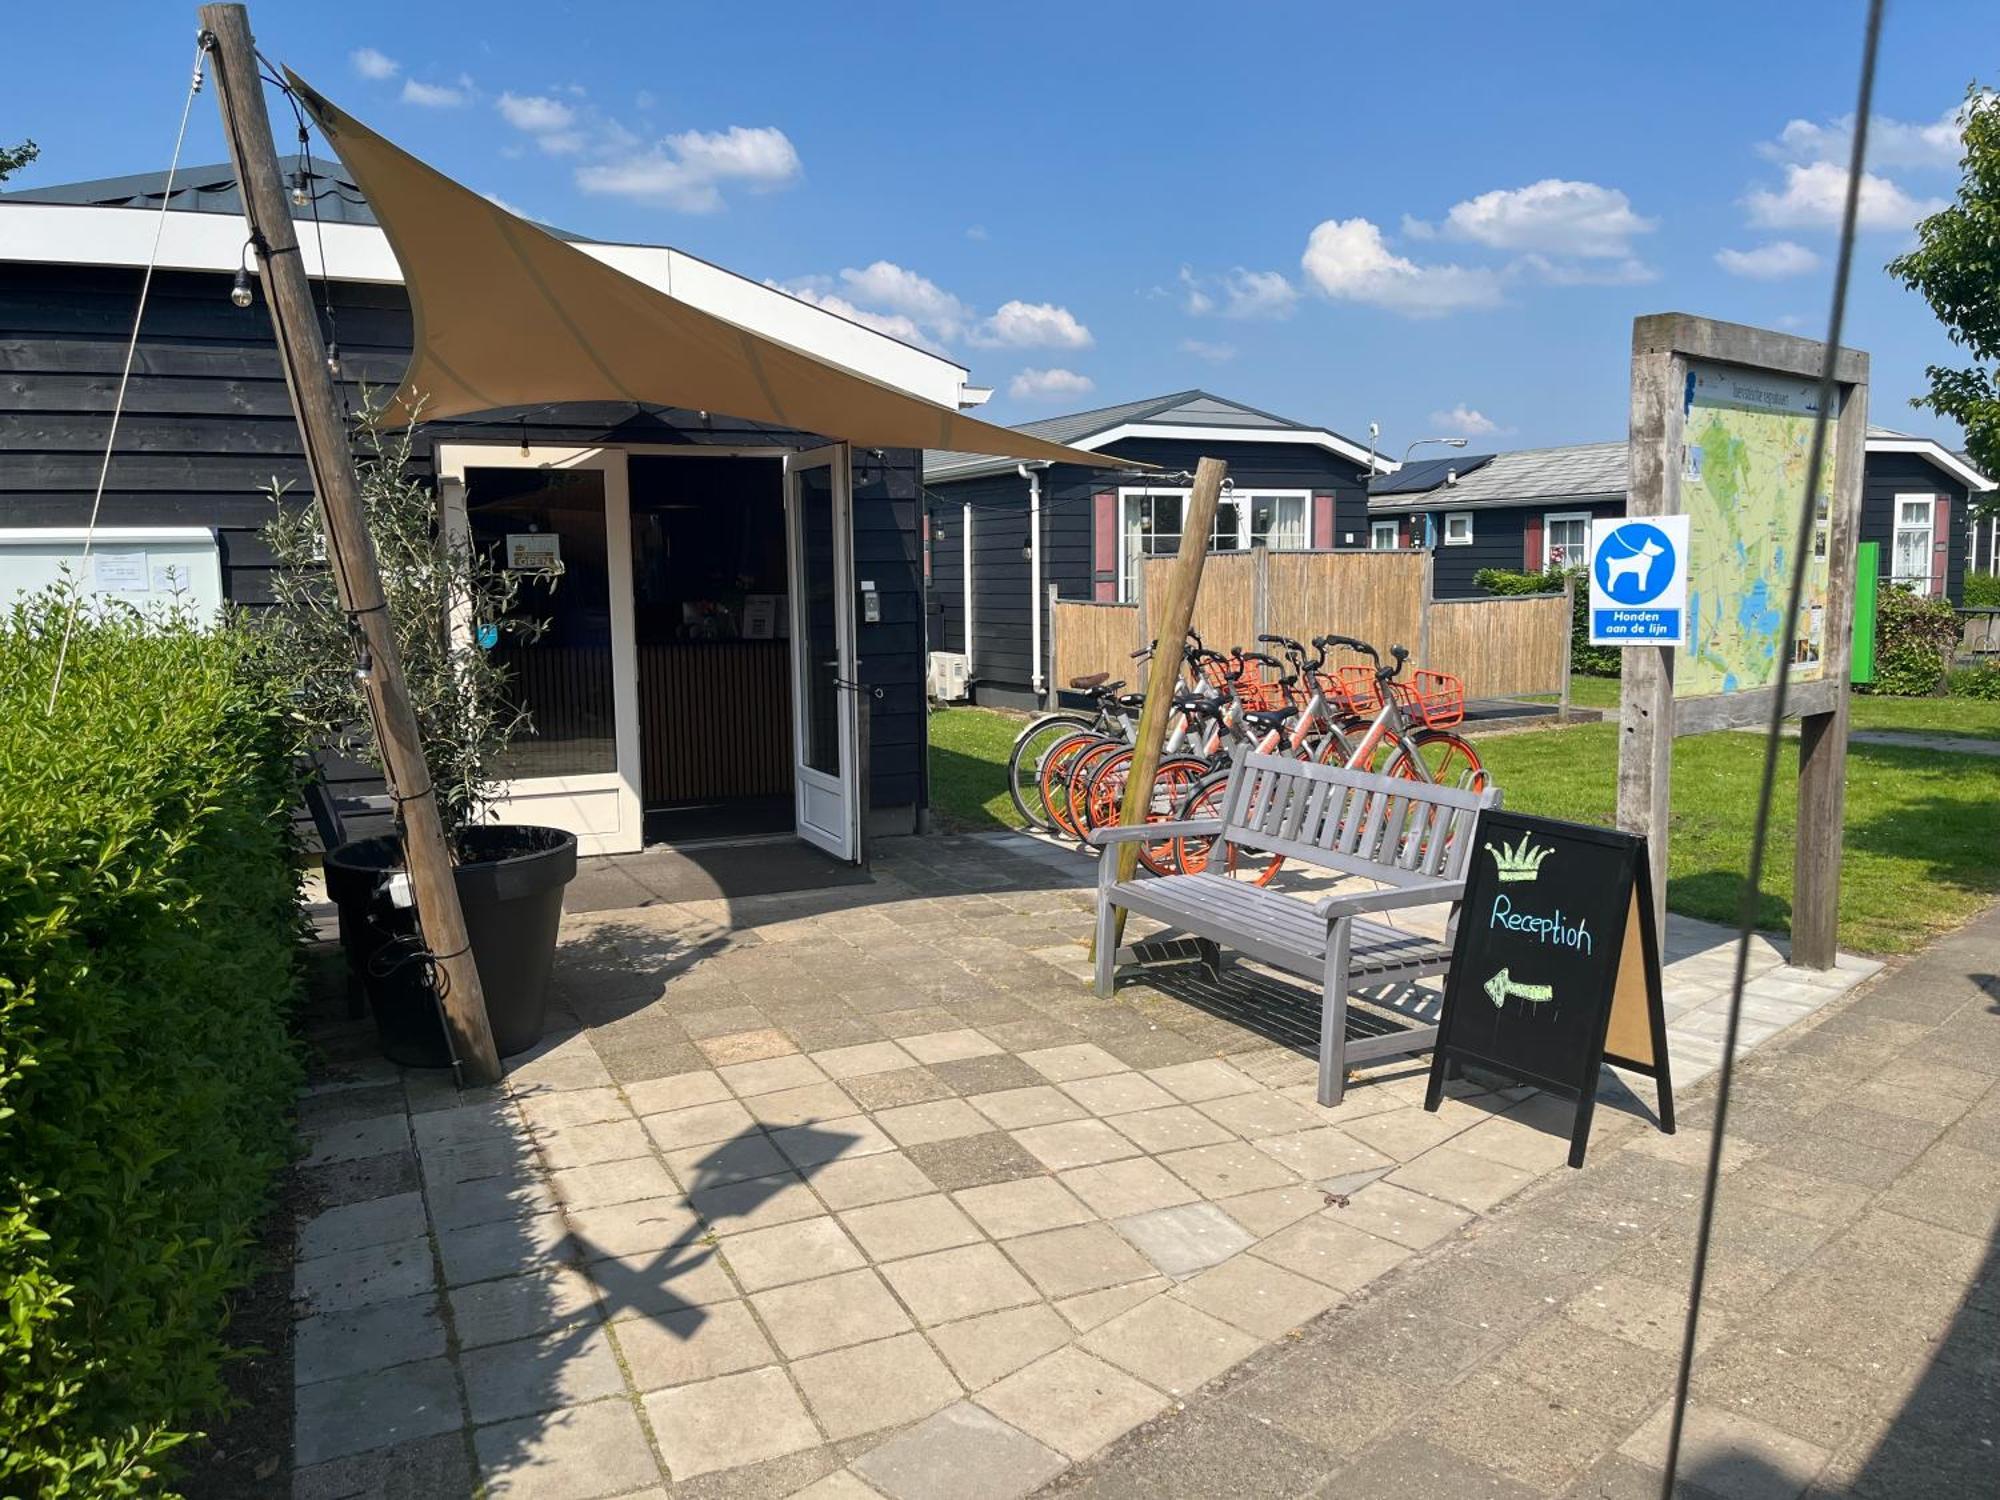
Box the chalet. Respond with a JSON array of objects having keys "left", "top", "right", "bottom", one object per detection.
[{"left": 923, "top": 391, "right": 1390, "bottom": 708}]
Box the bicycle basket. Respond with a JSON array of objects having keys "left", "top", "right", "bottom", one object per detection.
[
  {"left": 1322, "top": 665, "right": 1382, "bottom": 718},
  {"left": 1390, "top": 669, "right": 1466, "bottom": 729}
]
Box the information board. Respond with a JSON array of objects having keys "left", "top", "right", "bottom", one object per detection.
[{"left": 1423, "top": 810, "right": 1674, "bottom": 1166}]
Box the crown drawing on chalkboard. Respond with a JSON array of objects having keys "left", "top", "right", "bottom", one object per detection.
[{"left": 1485, "top": 834, "right": 1553, "bottom": 883}]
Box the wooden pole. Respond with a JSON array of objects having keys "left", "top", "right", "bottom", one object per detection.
[
  {"left": 1091, "top": 457, "right": 1227, "bottom": 960},
  {"left": 199, "top": 4, "right": 502, "bottom": 1085}
]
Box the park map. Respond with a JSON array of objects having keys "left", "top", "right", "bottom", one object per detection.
[{"left": 1676, "top": 360, "right": 1836, "bottom": 698}]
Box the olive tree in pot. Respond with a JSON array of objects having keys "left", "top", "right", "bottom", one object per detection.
[{"left": 259, "top": 412, "right": 576, "bottom": 1064}]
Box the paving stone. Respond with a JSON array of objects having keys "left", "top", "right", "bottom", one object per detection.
[
  {"left": 1107, "top": 1103, "right": 1235, "bottom": 1154},
  {"left": 875, "top": 1097, "right": 994, "bottom": 1147},
  {"left": 751, "top": 1267, "right": 914, "bottom": 1358},
  {"left": 1115, "top": 1201, "right": 1257, "bottom": 1279},
  {"left": 902, "top": 1131, "right": 1048, "bottom": 1191},
  {"left": 688, "top": 1170, "right": 820, "bottom": 1235},
  {"left": 720, "top": 1052, "right": 829, "bottom": 1098},
  {"left": 928, "top": 1303, "right": 1074, "bottom": 1389},
  {"left": 295, "top": 1293, "right": 446, "bottom": 1385},
  {"left": 622, "top": 1070, "right": 730, "bottom": 1114},
  {"left": 843, "top": 1066, "right": 957, "bottom": 1110},
  {"left": 1157, "top": 1140, "right": 1299, "bottom": 1198},
  {"left": 1338, "top": 1104, "right": 1469, "bottom": 1161},
  {"left": 1001, "top": 1222, "right": 1157, "bottom": 1299},
  {"left": 745, "top": 1081, "right": 860, "bottom": 1129},
  {"left": 1058, "top": 1071, "right": 1178, "bottom": 1117},
  {"left": 1059, "top": 1157, "right": 1199, "bottom": 1218},
  {"left": 477, "top": 1395, "right": 664, "bottom": 1498},
  {"left": 295, "top": 1235, "right": 436, "bottom": 1315},
  {"left": 664, "top": 1132, "right": 794, "bottom": 1187},
  {"left": 298, "top": 1191, "right": 429, "bottom": 1260},
  {"left": 1080, "top": 1292, "right": 1261, "bottom": 1397},
  {"left": 901, "top": 1028, "right": 1003, "bottom": 1064},
  {"left": 954, "top": 1176, "right": 1095, "bottom": 1239},
  {"left": 1452, "top": 1110, "right": 1583, "bottom": 1173},
  {"left": 1212, "top": 1182, "right": 1334, "bottom": 1239},
  {"left": 1686, "top": 1336, "right": 1887, "bottom": 1452},
  {"left": 1018, "top": 1043, "right": 1129, "bottom": 1083},
  {"left": 851, "top": 1401, "right": 1067, "bottom": 1500},
  {"left": 1619, "top": 1400, "right": 1831, "bottom": 1500},
  {"left": 813, "top": 1039, "right": 920, "bottom": 1079},
  {"left": 1175, "top": 1253, "right": 1340, "bottom": 1340},
  {"left": 1254, "top": 1127, "right": 1395, "bottom": 1181},
  {"left": 292, "top": 1430, "right": 475, "bottom": 1500},
  {"left": 305, "top": 1113, "right": 412, "bottom": 1167},
  {"left": 977, "top": 1347, "right": 1170, "bottom": 1461},
  {"left": 929, "top": 1053, "right": 1047, "bottom": 1096},
  {"left": 967, "top": 1085, "right": 1088, "bottom": 1130},
  {"left": 769, "top": 1114, "right": 897, "bottom": 1169},
  {"left": 1385, "top": 1145, "right": 1539, "bottom": 1213},
  {"left": 1143, "top": 1058, "right": 1260, "bottom": 1103},
  {"left": 1251, "top": 1212, "right": 1414, "bottom": 1291},
  {"left": 450, "top": 1264, "right": 601, "bottom": 1348},
  {"left": 808, "top": 1152, "right": 938, "bottom": 1210},
  {"left": 645, "top": 1366, "right": 822, "bottom": 1479},
  {"left": 549, "top": 1156, "right": 677, "bottom": 1211},
  {"left": 1011, "top": 1119, "right": 1143, "bottom": 1172},
  {"left": 1320, "top": 1430, "right": 1546, "bottom": 1500},
  {"left": 533, "top": 1118, "right": 653, "bottom": 1171},
  {"left": 611, "top": 1297, "right": 776, "bottom": 1389},
  {"left": 300, "top": 1148, "right": 420, "bottom": 1211},
  {"left": 588, "top": 1241, "right": 737, "bottom": 1320},
  {"left": 641, "top": 1098, "right": 756, "bottom": 1151},
  {"left": 881, "top": 1242, "right": 1040, "bottom": 1326},
  {"left": 793, "top": 1331, "right": 964, "bottom": 1441},
  {"left": 518, "top": 1087, "right": 630, "bottom": 1133},
  {"left": 1564, "top": 1272, "right": 1707, "bottom": 1355},
  {"left": 295, "top": 1355, "right": 463, "bottom": 1467},
  {"left": 426, "top": 1169, "right": 561, "bottom": 1240},
  {"left": 1193, "top": 1090, "right": 1326, "bottom": 1140},
  {"left": 697, "top": 1028, "right": 799, "bottom": 1067},
  {"left": 1326, "top": 1180, "right": 1474, "bottom": 1249},
  {"left": 840, "top": 1193, "right": 984, "bottom": 1261},
  {"left": 719, "top": 1215, "right": 864, "bottom": 1291},
  {"left": 561, "top": 1196, "right": 701, "bottom": 1262},
  {"left": 1483, "top": 1318, "right": 1677, "bottom": 1428},
  {"left": 507, "top": 1033, "right": 617, "bottom": 1095},
  {"left": 463, "top": 1322, "right": 626, "bottom": 1423}
]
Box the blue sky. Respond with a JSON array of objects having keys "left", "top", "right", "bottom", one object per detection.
[{"left": 6, "top": 1, "right": 1992, "bottom": 452}]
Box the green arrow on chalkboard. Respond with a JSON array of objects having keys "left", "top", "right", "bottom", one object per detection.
[{"left": 1483, "top": 967, "right": 1555, "bottom": 1009}]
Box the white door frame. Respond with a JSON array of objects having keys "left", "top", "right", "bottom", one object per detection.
[
  {"left": 785, "top": 444, "right": 861, "bottom": 861},
  {"left": 1891, "top": 493, "right": 1936, "bottom": 595},
  {"left": 436, "top": 442, "right": 643, "bottom": 855}
]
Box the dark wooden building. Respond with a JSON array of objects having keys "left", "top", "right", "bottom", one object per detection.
[
  {"left": 923, "top": 391, "right": 1387, "bottom": 708},
  {"left": 0, "top": 159, "right": 990, "bottom": 856},
  {"left": 1370, "top": 433, "right": 1993, "bottom": 604}
]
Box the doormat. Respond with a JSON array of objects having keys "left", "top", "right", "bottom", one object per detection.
[{"left": 565, "top": 840, "right": 875, "bottom": 912}]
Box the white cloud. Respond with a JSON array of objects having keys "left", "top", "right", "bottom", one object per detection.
[
  {"left": 776, "top": 284, "right": 939, "bottom": 351},
  {"left": 1428, "top": 404, "right": 1505, "bottom": 437},
  {"left": 1744, "top": 161, "right": 1945, "bottom": 231},
  {"left": 350, "top": 47, "right": 399, "bottom": 81},
  {"left": 481, "top": 191, "right": 529, "bottom": 219},
  {"left": 497, "top": 92, "right": 576, "bottom": 133},
  {"left": 966, "top": 224, "right": 989, "bottom": 241},
  {"left": 1179, "top": 266, "right": 1298, "bottom": 319},
  {"left": 1299, "top": 218, "right": 1504, "bottom": 318},
  {"left": 1512, "top": 253, "right": 1658, "bottom": 286},
  {"left": 971, "top": 300, "right": 1093, "bottom": 350},
  {"left": 1180, "top": 339, "right": 1236, "bottom": 363},
  {"left": 835, "top": 261, "right": 972, "bottom": 339},
  {"left": 1427, "top": 178, "right": 1657, "bottom": 260},
  {"left": 1715, "top": 240, "right": 1821, "bottom": 280},
  {"left": 401, "top": 76, "right": 471, "bottom": 108},
  {"left": 577, "top": 124, "right": 801, "bottom": 211},
  {"left": 1760, "top": 99, "right": 1989, "bottom": 171},
  {"left": 1009, "top": 368, "right": 1094, "bottom": 402}
]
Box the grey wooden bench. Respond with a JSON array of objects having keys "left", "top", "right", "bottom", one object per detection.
[{"left": 1090, "top": 751, "right": 1500, "bottom": 1105}]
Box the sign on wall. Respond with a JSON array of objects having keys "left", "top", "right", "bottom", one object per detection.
[
  {"left": 504, "top": 532, "right": 563, "bottom": 571},
  {"left": 0, "top": 528, "right": 225, "bottom": 622},
  {"left": 1588, "top": 515, "right": 1689, "bottom": 646}
]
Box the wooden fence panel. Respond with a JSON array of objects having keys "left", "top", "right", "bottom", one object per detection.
[
  {"left": 1959, "top": 608, "right": 2000, "bottom": 659},
  {"left": 1142, "top": 551, "right": 1257, "bottom": 653},
  {"left": 1264, "top": 550, "right": 1426, "bottom": 663},
  {"left": 1051, "top": 599, "right": 1139, "bottom": 690},
  {"left": 1427, "top": 594, "right": 1570, "bottom": 698}
]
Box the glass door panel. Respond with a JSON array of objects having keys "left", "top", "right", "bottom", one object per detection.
[{"left": 786, "top": 445, "right": 858, "bottom": 860}]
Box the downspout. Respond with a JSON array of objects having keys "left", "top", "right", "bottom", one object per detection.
[
  {"left": 1019, "top": 462, "right": 1051, "bottom": 700},
  {"left": 962, "top": 500, "right": 974, "bottom": 680}
]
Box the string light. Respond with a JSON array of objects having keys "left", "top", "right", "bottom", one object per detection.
[
  {"left": 230, "top": 237, "right": 256, "bottom": 307},
  {"left": 325, "top": 340, "right": 342, "bottom": 378},
  {"left": 289, "top": 167, "right": 311, "bottom": 207}
]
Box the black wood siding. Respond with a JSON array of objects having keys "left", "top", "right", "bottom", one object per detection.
[
  {"left": 926, "top": 434, "right": 1370, "bottom": 701},
  {"left": 0, "top": 263, "right": 926, "bottom": 822},
  {"left": 1858, "top": 451, "right": 1969, "bottom": 604},
  {"left": 1407, "top": 498, "right": 1626, "bottom": 598}
]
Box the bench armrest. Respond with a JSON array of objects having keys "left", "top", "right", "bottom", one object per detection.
[
  {"left": 1316, "top": 880, "right": 1465, "bottom": 920},
  {"left": 1087, "top": 819, "right": 1223, "bottom": 847}
]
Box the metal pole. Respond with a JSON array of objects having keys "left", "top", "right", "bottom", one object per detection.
[{"left": 199, "top": 3, "right": 501, "bottom": 1085}]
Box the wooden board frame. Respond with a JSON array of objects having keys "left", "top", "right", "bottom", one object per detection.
[{"left": 1619, "top": 314, "right": 1868, "bottom": 969}]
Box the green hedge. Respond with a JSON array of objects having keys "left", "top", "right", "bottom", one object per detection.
[
  {"left": 1470, "top": 564, "right": 1620, "bottom": 677},
  {"left": 0, "top": 590, "right": 303, "bottom": 1497},
  {"left": 1968, "top": 569, "right": 2000, "bottom": 608},
  {"left": 1864, "top": 584, "right": 1964, "bottom": 697}
]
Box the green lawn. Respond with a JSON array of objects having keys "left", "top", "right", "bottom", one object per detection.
[
  {"left": 1559, "top": 672, "right": 2000, "bottom": 739},
  {"left": 927, "top": 704, "right": 2000, "bottom": 954}
]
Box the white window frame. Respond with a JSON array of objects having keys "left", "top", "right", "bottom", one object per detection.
[
  {"left": 1370, "top": 520, "right": 1399, "bottom": 551},
  {"left": 1544, "top": 510, "right": 1592, "bottom": 570},
  {"left": 1891, "top": 493, "right": 1936, "bottom": 595},
  {"left": 1115, "top": 485, "right": 1311, "bottom": 600},
  {"left": 1442, "top": 512, "right": 1474, "bottom": 546}
]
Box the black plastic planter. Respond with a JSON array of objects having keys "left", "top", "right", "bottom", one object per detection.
[{"left": 323, "top": 825, "right": 578, "bottom": 1066}]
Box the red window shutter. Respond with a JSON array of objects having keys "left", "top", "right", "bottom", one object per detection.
[
  {"left": 1398, "top": 518, "right": 1413, "bottom": 548},
  {"left": 1091, "top": 491, "right": 1119, "bottom": 600},
  {"left": 1312, "top": 492, "right": 1335, "bottom": 549},
  {"left": 1931, "top": 496, "right": 1951, "bottom": 596},
  {"left": 1524, "top": 514, "right": 1544, "bottom": 572}
]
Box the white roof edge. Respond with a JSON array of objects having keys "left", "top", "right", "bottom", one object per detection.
[
  {"left": 1075, "top": 421, "right": 1398, "bottom": 474},
  {"left": 0, "top": 200, "right": 974, "bottom": 408},
  {"left": 1864, "top": 435, "right": 1995, "bottom": 492}
]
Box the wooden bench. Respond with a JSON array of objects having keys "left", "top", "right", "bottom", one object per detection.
[{"left": 1090, "top": 751, "right": 1500, "bottom": 1105}]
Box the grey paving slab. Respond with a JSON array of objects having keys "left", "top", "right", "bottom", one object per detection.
[
  {"left": 295, "top": 1293, "right": 446, "bottom": 1386},
  {"left": 852, "top": 1402, "right": 1067, "bottom": 1500},
  {"left": 294, "top": 1235, "right": 436, "bottom": 1316},
  {"left": 462, "top": 1323, "right": 626, "bottom": 1424},
  {"left": 474, "top": 1396, "right": 663, "bottom": 1499},
  {"left": 297, "top": 1191, "right": 429, "bottom": 1261},
  {"left": 294, "top": 1355, "right": 463, "bottom": 1467}
]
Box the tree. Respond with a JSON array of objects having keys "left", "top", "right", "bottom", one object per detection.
[
  {"left": 1889, "top": 86, "right": 2000, "bottom": 513},
  {"left": 0, "top": 139, "right": 36, "bottom": 183}
]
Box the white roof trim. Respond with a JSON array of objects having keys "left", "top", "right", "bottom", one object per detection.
[
  {"left": 0, "top": 200, "right": 974, "bottom": 409},
  {"left": 1864, "top": 435, "right": 1994, "bottom": 492},
  {"left": 1072, "top": 421, "right": 1396, "bottom": 473}
]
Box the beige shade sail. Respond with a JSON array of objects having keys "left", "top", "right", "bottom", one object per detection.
[{"left": 287, "top": 72, "right": 1131, "bottom": 468}]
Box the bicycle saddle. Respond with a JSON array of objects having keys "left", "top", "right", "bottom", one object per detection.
[
  {"left": 1070, "top": 672, "right": 1111, "bottom": 690},
  {"left": 1241, "top": 707, "right": 1295, "bottom": 731}
]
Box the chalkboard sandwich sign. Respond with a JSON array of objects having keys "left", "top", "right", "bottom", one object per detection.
[{"left": 1423, "top": 810, "right": 1674, "bottom": 1168}]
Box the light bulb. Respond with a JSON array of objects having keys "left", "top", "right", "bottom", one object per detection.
[
  {"left": 325, "top": 341, "right": 342, "bottom": 378},
  {"left": 289, "top": 171, "right": 310, "bottom": 208},
  {"left": 230, "top": 267, "right": 254, "bottom": 308}
]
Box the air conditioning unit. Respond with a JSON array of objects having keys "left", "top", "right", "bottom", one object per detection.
[{"left": 928, "top": 651, "right": 970, "bottom": 702}]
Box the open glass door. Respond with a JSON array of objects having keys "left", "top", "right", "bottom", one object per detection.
[{"left": 785, "top": 444, "right": 860, "bottom": 861}]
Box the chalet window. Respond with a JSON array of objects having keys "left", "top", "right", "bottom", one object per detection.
[
  {"left": 1117, "top": 487, "right": 1308, "bottom": 600},
  {"left": 1442, "top": 512, "right": 1474, "bottom": 546},
  {"left": 1370, "top": 520, "right": 1399, "bottom": 551},
  {"left": 1891, "top": 495, "right": 1935, "bottom": 594},
  {"left": 1545, "top": 511, "right": 1591, "bottom": 569}
]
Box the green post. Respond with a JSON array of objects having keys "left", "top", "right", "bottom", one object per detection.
[{"left": 1851, "top": 541, "right": 1878, "bottom": 684}]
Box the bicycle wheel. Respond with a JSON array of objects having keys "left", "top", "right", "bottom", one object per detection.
[
  {"left": 1083, "top": 752, "right": 1211, "bottom": 875},
  {"left": 1384, "top": 730, "right": 1487, "bottom": 791},
  {"left": 1062, "top": 738, "right": 1128, "bottom": 840},
  {"left": 1037, "top": 730, "right": 1104, "bottom": 839},
  {"left": 1172, "top": 771, "right": 1284, "bottom": 886},
  {"left": 1007, "top": 713, "right": 1096, "bottom": 830}
]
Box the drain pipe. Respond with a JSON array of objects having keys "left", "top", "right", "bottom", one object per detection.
[
  {"left": 1019, "top": 462, "right": 1052, "bottom": 701},
  {"left": 962, "top": 499, "right": 974, "bottom": 681}
]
